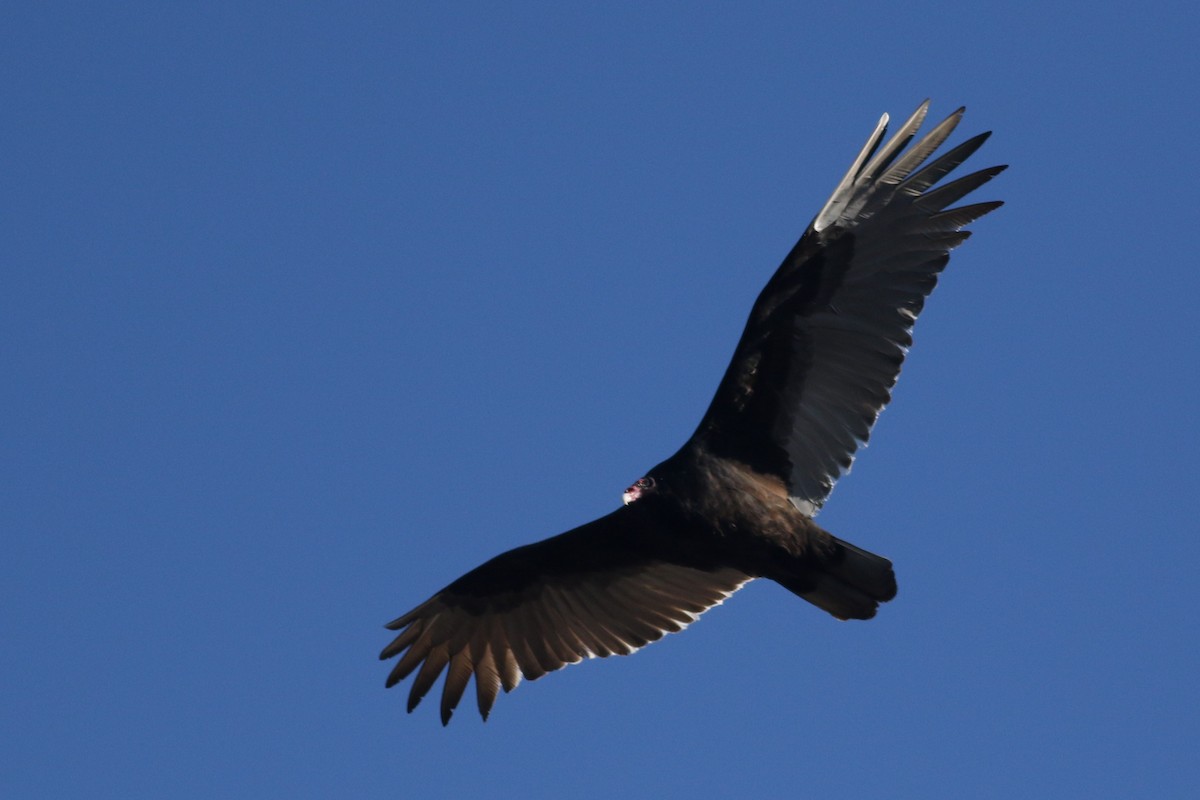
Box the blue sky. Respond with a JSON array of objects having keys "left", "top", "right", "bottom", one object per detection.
[{"left": 4, "top": 3, "right": 1197, "bottom": 798}]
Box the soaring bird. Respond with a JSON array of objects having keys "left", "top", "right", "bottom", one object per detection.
[{"left": 381, "top": 101, "right": 1005, "bottom": 725}]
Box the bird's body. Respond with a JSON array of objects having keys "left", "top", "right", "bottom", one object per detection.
[
  {"left": 382, "top": 101, "right": 1005, "bottom": 724},
  {"left": 636, "top": 443, "right": 898, "bottom": 619}
]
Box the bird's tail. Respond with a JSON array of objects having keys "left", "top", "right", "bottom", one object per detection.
[{"left": 772, "top": 534, "right": 898, "bottom": 621}]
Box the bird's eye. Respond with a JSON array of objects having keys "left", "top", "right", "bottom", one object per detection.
[{"left": 639, "top": 477, "right": 656, "bottom": 489}]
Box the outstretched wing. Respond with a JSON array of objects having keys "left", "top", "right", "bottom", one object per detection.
[
  {"left": 693, "top": 101, "right": 1005, "bottom": 516},
  {"left": 380, "top": 506, "right": 750, "bottom": 724}
]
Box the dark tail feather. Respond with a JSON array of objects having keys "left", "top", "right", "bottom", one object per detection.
[{"left": 773, "top": 535, "right": 898, "bottom": 621}]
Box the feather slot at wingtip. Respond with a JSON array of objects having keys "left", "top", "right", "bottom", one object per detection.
[
  {"left": 814, "top": 111, "right": 891, "bottom": 231},
  {"left": 916, "top": 166, "right": 1007, "bottom": 211},
  {"left": 406, "top": 644, "right": 450, "bottom": 713},
  {"left": 860, "top": 101, "right": 930, "bottom": 183},
  {"left": 386, "top": 625, "right": 437, "bottom": 686},
  {"left": 379, "top": 622, "right": 423, "bottom": 660},
  {"left": 384, "top": 605, "right": 426, "bottom": 631},
  {"left": 899, "top": 132, "right": 993, "bottom": 195},
  {"left": 880, "top": 109, "right": 964, "bottom": 186}
]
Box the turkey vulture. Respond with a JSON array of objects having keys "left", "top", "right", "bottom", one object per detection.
[{"left": 382, "top": 101, "right": 1004, "bottom": 724}]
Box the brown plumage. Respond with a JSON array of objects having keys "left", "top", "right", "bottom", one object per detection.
[{"left": 381, "top": 101, "right": 1005, "bottom": 724}]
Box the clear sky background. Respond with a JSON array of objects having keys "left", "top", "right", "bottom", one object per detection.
[{"left": 4, "top": 3, "right": 1197, "bottom": 798}]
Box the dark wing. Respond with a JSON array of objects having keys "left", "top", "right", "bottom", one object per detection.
[
  {"left": 693, "top": 101, "right": 1005, "bottom": 516},
  {"left": 380, "top": 506, "right": 750, "bottom": 724}
]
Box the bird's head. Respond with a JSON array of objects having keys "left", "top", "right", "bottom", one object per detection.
[{"left": 622, "top": 476, "right": 657, "bottom": 505}]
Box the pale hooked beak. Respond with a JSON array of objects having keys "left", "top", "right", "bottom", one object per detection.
[{"left": 622, "top": 476, "right": 653, "bottom": 505}]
